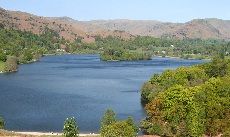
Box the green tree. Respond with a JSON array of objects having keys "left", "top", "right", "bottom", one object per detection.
[
  {"left": 0, "top": 116, "right": 4, "bottom": 129},
  {"left": 63, "top": 117, "right": 79, "bottom": 137},
  {"left": 100, "top": 109, "right": 138, "bottom": 137},
  {"left": 0, "top": 50, "right": 7, "bottom": 62},
  {"left": 4, "top": 56, "right": 18, "bottom": 72},
  {"left": 23, "top": 50, "right": 33, "bottom": 62},
  {"left": 204, "top": 57, "right": 227, "bottom": 77},
  {"left": 100, "top": 121, "right": 137, "bottom": 137},
  {"left": 141, "top": 58, "right": 230, "bottom": 136},
  {"left": 101, "top": 109, "right": 116, "bottom": 127},
  {"left": 126, "top": 116, "right": 138, "bottom": 133}
]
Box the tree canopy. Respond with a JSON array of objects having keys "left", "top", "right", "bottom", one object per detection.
[{"left": 140, "top": 58, "right": 230, "bottom": 136}]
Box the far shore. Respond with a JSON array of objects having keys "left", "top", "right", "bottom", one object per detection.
[
  {"left": 0, "top": 54, "right": 210, "bottom": 74},
  {"left": 153, "top": 55, "right": 211, "bottom": 60}
]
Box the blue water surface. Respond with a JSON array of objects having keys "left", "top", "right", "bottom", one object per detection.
[{"left": 0, "top": 54, "right": 204, "bottom": 132}]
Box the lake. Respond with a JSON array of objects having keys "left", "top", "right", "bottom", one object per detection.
[{"left": 0, "top": 54, "right": 204, "bottom": 133}]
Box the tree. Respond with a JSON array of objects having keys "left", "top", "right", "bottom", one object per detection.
[
  {"left": 141, "top": 59, "right": 230, "bottom": 136},
  {"left": 101, "top": 109, "right": 116, "bottom": 127},
  {"left": 4, "top": 56, "right": 18, "bottom": 72},
  {"left": 23, "top": 50, "right": 33, "bottom": 62},
  {"left": 204, "top": 57, "right": 227, "bottom": 77},
  {"left": 0, "top": 116, "right": 4, "bottom": 129},
  {"left": 63, "top": 117, "right": 79, "bottom": 137},
  {"left": 0, "top": 50, "right": 7, "bottom": 62},
  {"left": 100, "top": 109, "right": 138, "bottom": 137},
  {"left": 100, "top": 121, "right": 137, "bottom": 137},
  {"left": 126, "top": 116, "right": 138, "bottom": 133}
]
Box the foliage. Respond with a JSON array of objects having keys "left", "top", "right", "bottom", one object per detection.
[
  {"left": 0, "top": 27, "right": 60, "bottom": 65},
  {"left": 141, "top": 66, "right": 208, "bottom": 104},
  {"left": 0, "top": 61, "right": 5, "bottom": 72},
  {"left": 0, "top": 117, "right": 4, "bottom": 129},
  {"left": 140, "top": 58, "right": 230, "bottom": 136},
  {"left": 0, "top": 50, "right": 7, "bottom": 62},
  {"left": 204, "top": 56, "right": 229, "bottom": 77},
  {"left": 100, "top": 109, "right": 138, "bottom": 137},
  {"left": 100, "top": 48, "right": 151, "bottom": 61},
  {"left": 126, "top": 116, "right": 139, "bottom": 133},
  {"left": 4, "top": 56, "right": 18, "bottom": 72},
  {"left": 63, "top": 117, "right": 79, "bottom": 137},
  {"left": 100, "top": 120, "right": 137, "bottom": 137},
  {"left": 100, "top": 109, "right": 116, "bottom": 127}
]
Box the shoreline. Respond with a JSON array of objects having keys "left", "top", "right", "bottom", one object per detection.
[
  {"left": 0, "top": 54, "right": 210, "bottom": 74},
  {"left": 16, "top": 131, "right": 99, "bottom": 136},
  {"left": 1, "top": 130, "right": 99, "bottom": 136},
  {"left": 153, "top": 55, "right": 211, "bottom": 60}
]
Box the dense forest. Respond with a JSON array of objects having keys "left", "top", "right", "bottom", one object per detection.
[
  {"left": 140, "top": 57, "right": 230, "bottom": 136},
  {"left": 0, "top": 27, "right": 63, "bottom": 72}
]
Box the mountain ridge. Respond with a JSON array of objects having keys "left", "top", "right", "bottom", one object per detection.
[{"left": 0, "top": 7, "right": 230, "bottom": 41}]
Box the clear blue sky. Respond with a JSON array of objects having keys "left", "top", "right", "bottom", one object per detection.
[{"left": 0, "top": 0, "right": 229, "bottom": 22}]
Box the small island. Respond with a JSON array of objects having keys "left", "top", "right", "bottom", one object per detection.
[{"left": 100, "top": 49, "right": 152, "bottom": 61}]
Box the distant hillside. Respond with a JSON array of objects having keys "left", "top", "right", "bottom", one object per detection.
[
  {"left": 0, "top": 8, "right": 133, "bottom": 42},
  {"left": 0, "top": 7, "right": 230, "bottom": 40},
  {"left": 84, "top": 19, "right": 230, "bottom": 40}
]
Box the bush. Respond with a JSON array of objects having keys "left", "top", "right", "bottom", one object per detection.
[
  {"left": 100, "top": 109, "right": 138, "bottom": 137},
  {"left": 63, "top": 117, "right": 79, "bottom": 137},
  {"left": 4, "top": 56, "right": 18, "bottom": 72},
  {"left": 0, "top": 116, "right": 5, "bottom": 129},
  {"left": 100, "top": 121, "right": 137, "bottom": 137},
  {"left": 100, "top": 109, "right": 116, "bottom": 127},
  {"left": 0, "top": 51, "right": 7, "bottom": 62}
]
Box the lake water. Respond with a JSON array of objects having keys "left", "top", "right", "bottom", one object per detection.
[{"left": 0, "top": 54, "right": 204, "bottom": 132}]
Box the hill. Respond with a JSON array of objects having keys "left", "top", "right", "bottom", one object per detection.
[
  {"left": 1, "top": 7, "right": 230, "bottom": 41},
  {"left": 84, "top": 18, "right": 230, "bottom": 40},
  {"left": 0, "top": 8, "right": 133, "bottom": 42}
]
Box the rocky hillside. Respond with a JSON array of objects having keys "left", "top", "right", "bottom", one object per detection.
[
  {"left": 0, "top": 8, "right": 133, "bottom": 42},
  {"left": 84, "top": 19, "right": 230, "bottom": 40},
  {"left": 0, "top": 7, "right": 230, "bottom": 40}
]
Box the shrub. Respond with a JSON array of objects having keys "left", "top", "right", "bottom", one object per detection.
[
  {"left": 63, "top": 117, "right": 79, "bottom": 137},
  {"left": 100, "top": 121, "right": 137, "bottom": 137},
  {"left": 100, "top": 109, "right": 116, "bottom": 127},
  {"left": 4, "top": 56, "right": 18, "bottom": 72},
  {"left": 100, "top": 109, "right": 138, "bottom": 137},
  {"left": 0, "top": 116, "right": 5, "bottom": 129}
]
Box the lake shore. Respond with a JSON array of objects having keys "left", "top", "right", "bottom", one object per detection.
[
  {"left": 1, "top": 130, "right": 162, "bottom": 137},
  {"left": 16, "top": 131, "right": 100, "bottom": 136},
  {"left": 153, "top": 55, "right": 211, "bottom": 60},
  {"left": 0, "top": 129, "right": 99, "bottom": 136}
]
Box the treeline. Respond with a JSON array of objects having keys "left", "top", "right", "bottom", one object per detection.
[
  {"left": 140, "top": 57, "right": 230, "bottom": 136},
  {"left": 71, "top": 35, "right": 230, "bottom": 61},
  {"left": 100, "top": 48, "right": 151, "bottom": 61},
  {"left": 73, "top": 36, "right": 230, "bottom": 60}
]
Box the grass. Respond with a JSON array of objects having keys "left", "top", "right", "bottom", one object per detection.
[{"left": 0, "top": 61, "right": 5, "bottom": 72}]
